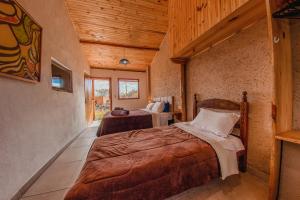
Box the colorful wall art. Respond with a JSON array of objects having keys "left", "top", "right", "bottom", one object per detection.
[{"left": 0, "top": 0, "right": 42, "bottom": 82}]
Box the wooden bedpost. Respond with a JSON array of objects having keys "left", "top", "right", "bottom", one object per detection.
[
  {"left": 240, "top": 91, "right": 249, "bottom": 172},
  {"left": 193, "top": 94, "right": 198, "bottom": 119}
]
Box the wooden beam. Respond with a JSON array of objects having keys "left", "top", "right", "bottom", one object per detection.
[
  {"left": 170, "top": 57, "right": 190, "bottom": 64},
  {"left": 90, "top": 66, "right": 146, "bottom": 73},
  {"left": 80, "top": 39, "right": 160, "bottom": 51},
  {"left": 266, "top": 0, "right": 293, "bottom": 199}
]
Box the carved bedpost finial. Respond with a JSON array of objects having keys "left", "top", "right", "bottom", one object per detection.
[{"left": 242, "top": 91, "right": 248, "bottom": 102}]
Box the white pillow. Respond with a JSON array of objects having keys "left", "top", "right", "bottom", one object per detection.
[
  {"left": 191, "top": 108, "right": 240, "bottom": 138},
  {"left": 151, "top": 102, "right": 165, "bottom": 113},
  {"left": 146, "top": 103, "right": 155, "bottom": 110}
]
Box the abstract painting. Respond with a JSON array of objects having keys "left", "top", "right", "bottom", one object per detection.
[{"left": 0, "top": 0, "right": 42, "bottom": 82}]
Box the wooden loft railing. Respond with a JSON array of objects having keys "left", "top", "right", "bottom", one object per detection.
[
  {"left": 168, "top": 0, "right": 268, "bottom": 123},
  {"left": 168, "top": 0, "right": 267, "bottom": 59}
]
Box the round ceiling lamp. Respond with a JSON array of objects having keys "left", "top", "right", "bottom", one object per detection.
[
  {"left": 119, "top": 48, "right": 130, "bottom": 65},
  {"left": 119, "top": 58, "right": 130, "bottom": 65}
]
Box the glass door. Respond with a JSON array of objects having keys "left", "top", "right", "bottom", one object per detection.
[{"left": 93, "top": 78, "right": 111, "bottom": 120}]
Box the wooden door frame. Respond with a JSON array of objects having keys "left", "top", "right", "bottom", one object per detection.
[
  {"left": 91, "top": 77, "right": 113, "bottom": 120},
  {"left": 84, "top": 73, "right": 94, "bottom": 124}
]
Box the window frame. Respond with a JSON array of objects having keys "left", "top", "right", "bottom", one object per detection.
[
  {"left": 51, "top": 59, "right": 73, "bottom": 93},
  {"left": 118, "top": 78, "right": 140, "bottom": 100}
]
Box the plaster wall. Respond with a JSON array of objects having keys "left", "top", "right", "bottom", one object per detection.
[
  {"left": 150, "top": 36, "right": 182, "bottom": 110},
  {"left": 0, "top": 0, "right": 89, "bottom": 199}
]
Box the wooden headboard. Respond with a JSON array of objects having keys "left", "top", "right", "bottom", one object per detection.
[
  {"left": 193, "top": 91, "right": 249, "bottom": 172},
  {"left": 152, "top": 96, "right": 175, "bottom": 112}
]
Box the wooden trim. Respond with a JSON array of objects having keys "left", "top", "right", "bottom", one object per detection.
[
  {"left": 117, "top": 78, "right": 140, "bottom": 100},
  {"left": 11, "top": 130, "right": 84, "bottom": 200},
  {"left": 90, "top": 66, "right": 147, "bottom": 73},
  {"left": 84, "top": 74, "right": 93, "bottom": 124},
  {"left": 80, "top": 39, "right": 160, "bottom": 51},
  {"left": 266, "top": 0, "right": 293, "bottom": 199},
  {"left": 275, "top": 131, "right": 300, "bottom": 145},
  {"left": 147, "top": 65, "right": 151, "bottom": 100},
  {"left": 170, "top": 57, "right": 189, "bottom": 64},
  {"left": 170, "top": 0, "right": 266, "bottom": 59}
]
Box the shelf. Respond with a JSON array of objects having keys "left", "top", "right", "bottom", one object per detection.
[{"left": 275, "top": 131, "right": 300, "bottom": 145}]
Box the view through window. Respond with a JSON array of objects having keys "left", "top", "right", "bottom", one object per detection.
[
  {"left": 94, "top": 79, "right": 111, "bottom": 120},
  {"left": 118, "top": 79, "right": 139, "bottom": 99},
  {"left": 51, "top": 60, "right": 73, "bottom": 93}
]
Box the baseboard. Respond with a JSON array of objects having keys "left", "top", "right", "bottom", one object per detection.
[{"left": 11, "top": 130, "right": 85, "bottom": 200}]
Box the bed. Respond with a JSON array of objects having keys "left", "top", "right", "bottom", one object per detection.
[
  {"left": 65, "top": 92, "right": 249, "bottom": 200},
  {"left": 97, "top": 96, "right": 175, "bottom": 137},
  {"left": 97, "top": 110, "right": 153, "bottom": 137}
]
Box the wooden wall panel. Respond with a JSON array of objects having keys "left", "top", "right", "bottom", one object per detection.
[
  {"left": 168, "top": 0, "right": 266, "bottom": 58},
  {"left": 266, "top": 0, "right": 293, "bottom": 199},
  {"left": 81, "top": 43, "right": 157, "bottom": 71}
]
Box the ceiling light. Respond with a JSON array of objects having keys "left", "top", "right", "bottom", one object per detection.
[{"left": 119, "top": 58, "right": 130, "bottom": 65}]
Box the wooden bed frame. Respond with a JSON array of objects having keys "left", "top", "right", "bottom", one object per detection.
[{"left": 193, "top": 91, "right": 249, "bottom": 172}]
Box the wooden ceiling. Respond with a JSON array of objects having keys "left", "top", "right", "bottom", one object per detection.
[{"left": 65, "top": 0, "right": 168, "bottom": 71}]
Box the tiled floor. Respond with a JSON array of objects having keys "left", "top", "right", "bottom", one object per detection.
[
  {"left": 20, "top": 127, "right": 97, "bottom": 200},
  {"left": 21, "top": 126, "right": 268, "bottom": 200}
]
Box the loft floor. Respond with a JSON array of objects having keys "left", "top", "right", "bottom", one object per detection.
[{"left": 20, "top": 127, "right": 268, "bottom": 200}]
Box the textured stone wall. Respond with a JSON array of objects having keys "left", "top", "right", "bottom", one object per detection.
[
  {"left": 186, "top": 18, "right": 273, "bottom": 174},
  {"left": 0, "top": 1, "right": 89, "bottom": 199},
  {"left": 150, "top": 36, "right": 182, "bottom": 110}
]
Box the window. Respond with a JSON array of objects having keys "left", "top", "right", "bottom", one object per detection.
[
  {"left": 51, "top": 59, "right": 73, "bottom": 93},
  {"left": 118, "top": 79, "right": 139, "bottom": 99}
]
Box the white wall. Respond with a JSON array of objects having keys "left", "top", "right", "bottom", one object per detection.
[
  {"left": 91, "top": 68, "right": 148, "bottom": 110},
  {"left": 0, "top": 1, "right": 89, "bottom": 199}
]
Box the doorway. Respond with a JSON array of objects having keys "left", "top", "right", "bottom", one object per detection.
[
  {"left": 84, "top": 74, "right": 93, "bottom": 125},
  {"left": 92, "top": 78, "right": 112, "bottom": 121}
]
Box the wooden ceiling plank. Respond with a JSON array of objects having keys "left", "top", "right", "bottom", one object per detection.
[
  {"left": 65, "top": 0, "right": 167, "bottom": 70},
  {"left": 66, "top": 6, "right": 168, "bottom": 33},
  {"left": 66, "top": 0, "right": 168, "bottom": 22}
]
